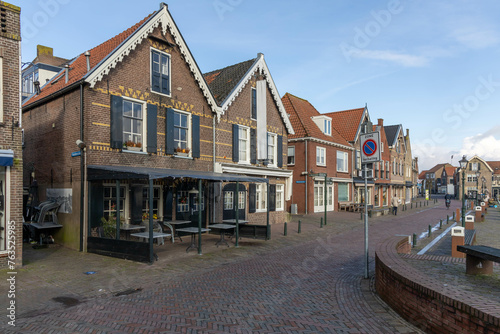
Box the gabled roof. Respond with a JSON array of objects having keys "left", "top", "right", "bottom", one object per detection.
[
  {"left": 204, "top": 54, "right": 294, "bottom": 134},
  {"left": 384, "top": 124, "right": 402, "bottom": 147},
  {"left": 428, "top": 163, "right": 451, "bottom": 173},
  {"left": 23, "top": 4, "right": 221, "bottom": 116},
  {"left": 468, "top": 155, "right": 494, "bottom": 172},
  {"left": 418, "top": 171, "right": 427, "bottom": 179},
  {"left": 487, "top": 161, "right": 500, "bottom": 174},
  {"left": 443, "top": 166, "right": 456, "bottom": 176},
  {"left": 324, "top": 107, "right": 367, "bottom": 143},
  {"left": 282, "top": 93, "right": 351, "bottom": 149}
]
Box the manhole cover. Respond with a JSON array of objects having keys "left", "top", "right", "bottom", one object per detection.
[{"left": 52, "top": 296, "right": 80, "bottom": 307}]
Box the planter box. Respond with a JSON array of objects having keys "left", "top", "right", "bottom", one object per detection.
[
  {"left": 124, "top": 146, "right": 142, "bottom": 152},
  {"left": 175, "top": 152, "right": 189, "bottom": 157}
]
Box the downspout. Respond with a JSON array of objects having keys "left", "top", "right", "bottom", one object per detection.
[
  {"left": 305, "top": 139, "right": 308, "bottom": 214},
  {"left": 18, "top": 40, "right": 22, "bottom": 127},
  {"left": 213, "top": 114, "right": 216, "bottom": 171},
  {"left": 79, "top": 83, "right": 84, "bottom": 252}
]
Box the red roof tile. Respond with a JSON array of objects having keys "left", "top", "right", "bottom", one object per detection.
[
  {"left": 281, "top": 93, "right": 351, "bottom": 147},
  {"left": 23, "top": 13, "right": 153, "bottom": 108},
  {"left": 444, "top": 166, "right": 456, "bottom": 176},
  {"left": 487, "top": 161, "right": 500, "bottom": 174},
  {"left": 323, "top": 107, "right": 365, "bottom": 143},
  {"left": 418, "top": 171, "right": 427, "bottom": 179}
]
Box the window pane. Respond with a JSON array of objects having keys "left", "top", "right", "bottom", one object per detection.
[
  {"left": 161, "top": 55, "right": 169, "bottom": 75},
  {"left": 123, "top": 101, "right": 132, "bottom": 116},
  {"left": 133, "top": 103, "right": 142, "bottom": 118},
  {"left": 174, "top": 112, "right": 180, "bottom": 127}
]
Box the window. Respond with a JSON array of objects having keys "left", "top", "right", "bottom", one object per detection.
[
  {"left": 256, "top": 183, "right": 267, "bottom": 212},
  {"left": 276, "top": 184, "right": 284, "bottom": 211},
  {"left": 338, "top": 183, "right": 349, "bottom": 201},
  {"left": 471, "top": 162, "right": 479, "bottom": 171},
  {"left": 383, "top": 186, "right": 388, "bottom": 205},
  {"left": 177, "top": 191, "right": 189, "bottom": 213},
  {"left": 224, "top": 191, "right": 234, "bottom": 210},
  {"left": 337, "top": 151, "right": 348, "bottom": 172},
  {"left": 381, "top": 142, "right": 384, "bottom": 152},
  {"left": 287, "top": 146, "right": 295, "bottom": 165},
  {"left": 374, "top": 186, "right": 380, "bottom": 206},
  {"left": 314, "top": 181, "right": 324, "bottom": 207},
  {"left": 239, "top": 126, "right": 250, "bottom": 163},
  {"left": 123, "top": 100, "right": 144, "bottom": 149},
  {"left": 238, "top": 191, "right": 245, "bottom": 210},
  {"left": 193, "top": 191, "right": 205, "bottom": 212},
  {"left": 151, "top": 50, "right": 170, "bottom": 95},
  {"left": 324, "top": 119, "right": 331, "bottom": 135},
  {"left": 251, "top": 88, "right": 257, "bottom": 119},
  {"left": 174, "top": 111, "right": 189, "bottom": 151},
  {"left": 355, "top": 150, "right": 361, "bottom": 169},
  {"left": 103, "top": 186, "right": 126, "bottom": 220},
  {"left": 316, "top": 147, "right": 326, "bottom": 166},
  {"left": 142, "top": 187, "right": 161, "bottom": 219},
  {"left": 386, "top": 161, "right": 389, "bottom": 179},
  {"left": 267, "top": 132, "right": 277, "bottom": 166}
]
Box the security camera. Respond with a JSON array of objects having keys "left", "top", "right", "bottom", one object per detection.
[{"left": 76, "top": 140, "right": 86, "bottom": 149}]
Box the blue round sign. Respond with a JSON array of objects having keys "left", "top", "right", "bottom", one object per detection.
[{"left": 363, "top": 139, "right": 377, "bottom": 156}]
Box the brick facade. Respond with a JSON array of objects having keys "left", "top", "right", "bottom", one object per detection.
[{"left": 0, "top": 2, "right": 22, "bottom": 268}]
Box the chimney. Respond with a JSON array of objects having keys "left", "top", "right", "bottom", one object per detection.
[
  {"left": 84, "top": 51, "right": 91, "bottom": 72},
  {"left": 37, "top": 45, "right": 53, "bottom": 57},
  {"left": 34, "top": 81, "right": 40, "bottom": 95},
  {"left": 406, "top": 129, "right": 409, "bottom": 137},
  {"left": 378, "top": 118, "right": 384, "bottom": 126},
  {"left": 64, "top": 64, "right": 69, "bottom": 83}
]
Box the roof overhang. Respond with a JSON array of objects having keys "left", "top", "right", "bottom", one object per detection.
[{"left": 87, "top": 165, "right": 268, "bottom": 183}]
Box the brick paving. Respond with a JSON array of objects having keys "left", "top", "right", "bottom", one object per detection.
[{"left": 0, "top": 198, "right": 477, "bottom": 333}]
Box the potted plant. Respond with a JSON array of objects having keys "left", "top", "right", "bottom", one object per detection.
[
  {"left": 124, "top": 140, "right": 142, "bottom": 151},
  {"left": 175, "top": 147, "right": 190, "bottom": 157}
]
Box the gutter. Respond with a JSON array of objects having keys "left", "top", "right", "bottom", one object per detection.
[{"left": 22, "top": 80, "right": 83, "bottom": 113}]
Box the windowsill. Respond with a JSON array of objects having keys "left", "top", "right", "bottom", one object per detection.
[
  {"left": 317, "top": 164, "right": 326, "bottom": 167},
  {"left": 173, "top": 155, "right": 193, "bottom": 159},
  {"left": 337, "top": 170, "right": 349, "bottom": 173},
  {"left": 238, "top": 161, "right": 251, "bottom": 165},
  {"left": 276, "top": 208, "right": 284, "bottom": 212},
  {"left": 255, "top": 209, "right": 267, "bottom": 213},
  {"left": 123, "top": 149, "right": 147, "bottom": 154},
  {"left": 151, "top": 90, "right": 171, "bottom": 98}
]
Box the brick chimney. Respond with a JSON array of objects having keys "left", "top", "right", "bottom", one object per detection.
[
  {"left": 378, "top": 118, "right": 384, "bottom": 126},
  {"left": 37, "top": 45, "right": 53, "bottom": 57}
]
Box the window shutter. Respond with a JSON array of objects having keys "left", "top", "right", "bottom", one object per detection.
[
  {"left": 151, "top": 51, "right": 160, "bottom": 93},
  {"left": 469, "top": 164, "right": 472, "bottom": 171},
  {"left": 110, "top": 95, "right": 123, "bottom": 149},
  {"left": 250, "top": 128, "right": 256, "bottom": 164},
  {"left": 478, "top": 164, "right": 481, "bottom": 170},
  {"left": 161, "top": 54, "right": 170, "bottom": 95},
  {"left": 277, "top": 135, "right": 283, "bottom": 167},
  {"left": 248, "top": 183, "right": 256, "bottom": 213},
  {"left": 251, "top": 88, "right": 257, "bottom": 119},
  {"left": 192, "top": 114, "right": 200, "bottom": 158},
  {"left": 147, "top": 103, "right": 157, "bottom": 153},
  {"left": 165, "top": 108, "right": 174, "bottom": 155},
  {"left": 269, "top": 184, "right": 276, "bottom": 211},
  {"left": 232, "top": 124, "right": 239, "bottom": 162}
]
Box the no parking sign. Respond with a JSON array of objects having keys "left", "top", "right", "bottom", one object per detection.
[{"left": 360, "top": 131, "right": 381, "bottom": 163}]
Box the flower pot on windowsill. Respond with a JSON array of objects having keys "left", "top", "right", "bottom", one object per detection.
[
  {"left": 125, "top": 146, "right": 142, "bottom": 152},
  {"left": 175, "top": 152, "right": 189, "bottom": 157}
]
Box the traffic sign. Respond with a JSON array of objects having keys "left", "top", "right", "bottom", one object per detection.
[{"left": 360, "top": 131, "right": 381, "bottom": 163}]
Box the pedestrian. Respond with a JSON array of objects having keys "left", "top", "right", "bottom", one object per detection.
[{"left": 391, "top": 196, "right": 399, "bottom": 215}]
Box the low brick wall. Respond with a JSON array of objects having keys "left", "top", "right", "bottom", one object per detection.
[{"left": 375, "top": 236, "right": 500, "bottom": 333}]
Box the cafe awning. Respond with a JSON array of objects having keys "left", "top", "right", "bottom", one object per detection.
[
  {"left": 0, "top": 149, "right": 14, "bottom": 166},
  {"left": 87, "top": 165, "right": 269, "bottom": 183}
]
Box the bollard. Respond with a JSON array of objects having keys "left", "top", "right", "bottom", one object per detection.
[
  {"left": 284, "top": 222, "right": 287, "bottom": 236},
  {"left": 428, "top": 225, "right": 432, "bottom": 237},
  {"left": 320, "top": 217, "right": 323, "bottom": 228},
  {"left": 446, "top": 215, "right": 449, "bottom": 222},
  {"left": 298, "top": 220, "right": 301, "bottom": 234},
  {"left": 452, "top": 211, "right": 455, "bottom": 219},
  {"left": 412, "top": 233, "right": 417, "bottom": 247},
  {"left": 439, "top": 219, "right": 442, "bottom": 229},
  {"left": 420, "top": 201, "right": 422, "bottom": 207},
  {"left": 411, "top": 202, "right": 413, "bottom": 209}
]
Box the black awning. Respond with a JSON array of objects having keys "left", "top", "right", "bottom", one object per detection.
[{"left": 87, "top": 165, "right": 269, "bottom": 183}]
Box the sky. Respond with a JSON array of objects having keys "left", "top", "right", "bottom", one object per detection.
[{"left": 12, "top": 0, "right": 500, "bottom": 171}]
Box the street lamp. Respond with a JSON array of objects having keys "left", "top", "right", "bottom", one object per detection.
[
  {"left": 475, "top": 171, "right": 481, "bottom": 206},
  {"left": 459, "top": 155, "right": 468, "bottom": 227}
]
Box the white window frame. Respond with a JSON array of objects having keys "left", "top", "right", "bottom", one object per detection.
[
  {"left": 287, "top": 146, "right": 295, "bottom": 165},
  {"left": 256, "top": 183, "right": 267, "bottom": 212},
  {"left": 150, "top": 48, "right": 171, "bottom": 97},
  {"left": 324, "top": 119, "right": 331, "bottom": 135},
  {"left": 122, "top": 98, "right": 146, "bottom": 152},
  {"left": 173, "top": 110, "right": 192, "bottom": 155},
  {"left": 316, "top": 147, "right": 326, "bottom": 166},
  {"left": 238, "top": 125, "right": 250, "bottom": 164},
  {"left": 238, "top": 191, "right": 245, "bottom": 210},
  {"left": 177, "top": 190, "right": 189, "bottom": 213},
  {"left": 267, "top": 132, "right": 277, "bottom": 167},
  {"left": 142, "top": 186, "right": 162, "bottom": 219},
  {"left": 314, "top": 180, "right": 325, "bottom": 212},
  {"left": 276, "top": 184, "right": 284, "bottom": 211},
  {"left": 103, "top": 184, "right": 128, "bottom": 221},
  {"left": 224, "top": 191, "right": 234, "bottom": 210},
  {"left": 337, "top": 151, "right": 348, "bottom": 173}
]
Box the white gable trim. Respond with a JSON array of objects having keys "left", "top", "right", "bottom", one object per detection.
[
  {"left": 220, "top": 54, "right": 294, "bottom": 135},
  {"left": 469, "top": 155, "right": 494, "bottom": 172},
  {"left": 84, "top": 5, "right": 221, "bottom": 117}
]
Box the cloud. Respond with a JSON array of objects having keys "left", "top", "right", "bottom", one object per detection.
[
  {"left": 452, "top": 27, "right": 499, "bottom": 49},
  {"left": 460, "top": 132, "right": 500, "bottom": 161},
  {"left": 349, "top": 49, "right": 429, "bottom": 67}
]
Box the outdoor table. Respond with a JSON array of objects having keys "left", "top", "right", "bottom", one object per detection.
[
  {"left": 25, "top": 222, "right": 63, "bottom": 245},
  {"left": 130, "top": 231, "right": 171, "bottom": 244},
  {"left": 120, "top": 224, "right": 145, "bottom": 240},
  {"left": 175, "top": 227, "right": 210, "bottom": 253},
  {"left": 165, "top": 220, "right": 191, "bottom": 241},
  {"left": 222, "top": 219, "right": 249, "bottom": 224},
  {"left": 208, "top": 224, "right": 235, "bottom": 247}
]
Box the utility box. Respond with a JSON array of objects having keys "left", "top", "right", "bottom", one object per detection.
[
  {"left": 451, "top": 226, "right": 465, "bottom": 258},
  {"left": 291, "top": 204, "right": 298, "bottom": 215},
  {"left": 465, "top": 215, "right": 474, "bottom": 230}
]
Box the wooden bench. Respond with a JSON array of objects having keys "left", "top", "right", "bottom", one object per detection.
[
  {"left": 238, "top": 224, "right": 269, "bottom": 240},
  {"left": 457, "top": 245, "right": 500, "bottom": 275}
]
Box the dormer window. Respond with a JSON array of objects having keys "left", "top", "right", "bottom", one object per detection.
[
  {"left": 311, "top": 115, "right": 332, "bottom": 136},
  {"left": 324, "top": 119, "right": 331, "bottom": 135}
]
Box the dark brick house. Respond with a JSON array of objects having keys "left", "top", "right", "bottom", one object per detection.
[
  {"left": 204, "top": 53, "right": 294, "bottom": 225},
  {"left": 0, "top": 2, "right": 22, "bottom": 268},
  {"left": 22, "top": 4, "right": 269, "bottom": 262}
]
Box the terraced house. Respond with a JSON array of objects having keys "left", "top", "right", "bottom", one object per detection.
[{"left": 22, "top": 4, "right": 282, "bottom": 262}]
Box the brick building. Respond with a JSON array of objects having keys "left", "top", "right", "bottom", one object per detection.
[
  {"left": 282, "top": 93, "right": 353, "bottom": 214},
  {"left": 204, "top": 54, "right": 294, "bottom": 225},
  {"left": 22, "top": 4, "right": 273, "bottom": 262},
  {"left": 0, "top": 2, "right": 22, "bottom": 268},
  {"left": 384, "top": 124, "right": 406, "bottom": 201},
  {"left": 373, "top": 119, "right": 392, "bottom": 209}
]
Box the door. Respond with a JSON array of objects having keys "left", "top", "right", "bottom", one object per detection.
[
  {"left": 222, "top": 183, "right": 246, "bottom": 220},
  {"left": 327, "top": 184, "right": 334, "bottom": 211},
  {"left": 313, "top": 181, "right": 325, "bottom": 213}
]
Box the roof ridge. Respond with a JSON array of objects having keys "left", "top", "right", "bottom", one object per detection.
[{"left": 203, "top": 57, "right": 256, "bottom": 76}]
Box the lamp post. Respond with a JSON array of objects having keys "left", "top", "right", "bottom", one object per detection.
[{"left": 459, "top": 155, "right": 468, "bottom": 227}]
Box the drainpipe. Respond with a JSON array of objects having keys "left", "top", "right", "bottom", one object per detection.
[
  {"left": 213, "top": 114, "right": 216, "bottom": 171},
  {"left": 79, "top": 83, "right": 84, "bottom": 252},
  {"left": 305, "top": 139, "right": 308, "bottom": 214}
]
